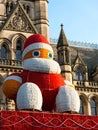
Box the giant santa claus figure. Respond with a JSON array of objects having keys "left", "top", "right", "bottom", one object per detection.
[{"left": 2, "top": 34, "right": 80, "bottom": 113}]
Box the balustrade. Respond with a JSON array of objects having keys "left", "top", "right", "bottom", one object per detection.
[
  {"left": 75, "top": 80, "right": 98, "bottom": 92},
  {"left": 0, "top": 58, "right": 22, "bottom": 67}
]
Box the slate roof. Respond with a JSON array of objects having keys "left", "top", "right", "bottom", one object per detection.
[
  {"left": 51, "top": 43, "right": 98, "bottom": 81},
  {"left": 71, "top": 46, "right": 98, "bottom": 80}
]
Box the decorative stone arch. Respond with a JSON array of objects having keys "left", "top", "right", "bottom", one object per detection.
[
  {"left": 0, "top": 38, "right": 11, "bottom": 59},
  {"left": 88, "top": 93, "right": 98, "bottom": 115},
  {"left": 0, "top": 38, "right": 11, "bottom": 49},
  {"left": 11, "top": 33, "right": 26, "bottom": 59},
  {"left": 88, "top": 93, "right": 98, "bottom": 101},
  {"left": 11, "top": 33, "right": 26, "bottom": 49},
  {"left": 79, "top": 93, "right": 88, "bottom": 114},
  {"left": 73, "top": 63, "right": 86, "bottom": 73}
]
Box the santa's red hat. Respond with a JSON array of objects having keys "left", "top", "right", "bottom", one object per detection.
[{"left": 22, "top": 34, "right": 53, "bottom": 58}]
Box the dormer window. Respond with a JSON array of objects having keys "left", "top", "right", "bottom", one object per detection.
[{"left": 76, "top": 67, "right": 83, "bottom": 80}]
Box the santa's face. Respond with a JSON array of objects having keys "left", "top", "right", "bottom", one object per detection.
[
  {"left": 23, "top": 48, "right": 53, "bottom": 60},
  {"left": 22, "top": 48, "right": 61, "bottom": 74}
]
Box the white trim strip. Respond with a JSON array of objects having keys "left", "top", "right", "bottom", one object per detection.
[
  {"left": 4, "top": 76, "right": 22, "bottom": 83},
  {"left": 22, "top": 42, "right": 53, "bottom": 58}
]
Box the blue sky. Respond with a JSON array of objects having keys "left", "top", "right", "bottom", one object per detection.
[{"left": 48, "top": 0, "right": 98, "bottom": 44}]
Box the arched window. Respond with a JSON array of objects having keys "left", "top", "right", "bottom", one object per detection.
[
  {"left": 10, "top": 2, "right": 14, "bottom": 12},
  {"left": 26, "top": 5, "right": 30, "bottom": 14},
  {"left": 76, "top": 67, "right": 83, "bottom": 80},
  {"left": 16, "top": 40, "right": 22, "bottom": 60},
  {"left": 1, "top": 44, "right": 7, "bottom": 58},
  {"left": 6, "top": 2, "right": 9, "bottom": 15},
  {"left": 79, "top": 98, "right": 84, "bottom": 114},
  {"left": 90, "top": 99, "right": 96, "bottom": 115}
]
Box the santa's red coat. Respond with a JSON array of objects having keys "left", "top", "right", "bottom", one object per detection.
[{"left": 22, "top": 70, "right": 65, "bottom": 111}]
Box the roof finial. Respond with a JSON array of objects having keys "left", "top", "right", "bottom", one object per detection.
[{"left": 61, "top": 24, "right": 64, "bottom": 29}]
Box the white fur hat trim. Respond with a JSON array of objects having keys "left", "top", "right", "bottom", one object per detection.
[{"left": 22, "top": 42, "right": 53, "bottom": 58}]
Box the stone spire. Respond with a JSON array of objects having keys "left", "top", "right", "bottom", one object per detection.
[
  {"left": 57, "top": 24, "right": 69, "bottom": 48},
  {"left": 57, "top": 24, "right": 72, "bottom": 83}
]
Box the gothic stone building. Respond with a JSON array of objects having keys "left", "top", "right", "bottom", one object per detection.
[{"left": 0, "top": 0, "right": 98, "bottom": 115}]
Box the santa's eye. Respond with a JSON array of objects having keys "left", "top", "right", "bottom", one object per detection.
[
  {"left": 48, "top": 52, "right": 53, "bottom": 59},
  {"left": 32, "top": 50, "right": 40, "bottom": 57}
]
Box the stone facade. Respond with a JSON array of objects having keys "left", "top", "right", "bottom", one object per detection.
[{"left": 0, "top": 0, "right": 98, "bottom": 115}]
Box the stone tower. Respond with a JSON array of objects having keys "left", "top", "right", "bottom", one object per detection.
[
  {"left": 20, "top": 0, "right": 49, "bottom": 40},
  {"left": 57, "top": 24, "right": 72, "bottom": 83},
  {"left": 0, "top": 0, "right": 49, "bottom": 40}
]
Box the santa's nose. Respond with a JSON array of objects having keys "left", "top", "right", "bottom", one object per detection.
[{"left": 23, "top": 48, "right": 54, "bottom": 60}]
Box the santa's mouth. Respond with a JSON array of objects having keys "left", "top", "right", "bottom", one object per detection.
[{"left": 22, "top": 58, "right": 61, "bottom": 74}]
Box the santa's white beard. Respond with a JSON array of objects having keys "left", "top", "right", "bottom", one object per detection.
[{"left": 22, "top": 58, "right": 61, "bottom": 74}]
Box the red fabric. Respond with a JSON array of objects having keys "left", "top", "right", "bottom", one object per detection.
[
  {"left": 22, "top": 70, "right": 65, "bottom": 90},
  {"left": 22, "top": 70, "right": 65, "bottom": 111},
  {"left": 0, "top": 111, "right": 98, "bottom": 130},
  {"left": 42, "top": 89, "right": 58, "bottom": 111},
  {"left": 23, "top": 34, "right": 49, "bottom": 50}
]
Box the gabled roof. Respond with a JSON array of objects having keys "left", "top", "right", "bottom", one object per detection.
[
  {"left": 57, "top": 24, "right": 69, "bottom": 48},
  {"left": 73, "top": 50, "right": 86, "bottom": 66},
  {"left": 0, "top": 2, "right": 38, "bottom": 33}
]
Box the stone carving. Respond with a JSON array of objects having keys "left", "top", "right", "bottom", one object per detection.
[{"left": 5, "top": 7, "right": 35, "bottom": 33}]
